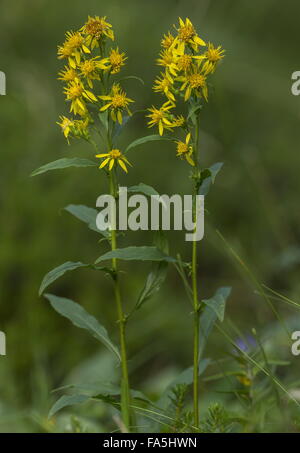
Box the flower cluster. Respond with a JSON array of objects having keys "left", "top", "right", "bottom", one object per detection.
[
  {"left": 57, "top": 16, "right": 132, "bottom": 172},
  {"left": 147, "top": 17, "right": 225, "bottom": 165}
]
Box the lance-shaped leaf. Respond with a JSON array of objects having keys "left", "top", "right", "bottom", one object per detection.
[
  {"left": 49, "top": 382, "right": 151, "bottom": 418},
  {"left": 125, "top": 135, "right": 173, "bottom": 153},
  {"left": 31, "top": 158, "right": 97, "bottom": 176},
  {"left": 95, "top": 246, "right": 176, "bottom": 264},
  {"left": 64, "top": 204, "right": 109, "bottom": 237},
  {"left": 49, "top": 394, "right": 89, "bottom": 419},
  {"left": 44, "top": 294, "right": 120, "bottom": 361},
  {"left": 127, "top": 183, "right": 159, "bottom": 197},
  {"left": 199, "top": 287, "right": 231, "bottom": 358},
  {"left": 39, "top": 261, "right": 111, "bottom": 296},
  {"left": 199, "top": 162, "right": 224, "bottom": 196},
  {"left": 135, "top": 263, "right": 168, "bottom": 311}
]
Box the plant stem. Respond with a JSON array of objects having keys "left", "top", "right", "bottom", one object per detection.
[
  {"left": 192, "top": 116, "right": 200, "bottom": 428},
  {"left": 109, "top": 171, "right": 131, "bottom": 430},
  {"left": 192, "top": 192, "right": 199, "bottom": 428}
]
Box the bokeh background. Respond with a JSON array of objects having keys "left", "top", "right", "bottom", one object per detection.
[{"left": 1, "top": 0, "right": 300, "bottom": 432}]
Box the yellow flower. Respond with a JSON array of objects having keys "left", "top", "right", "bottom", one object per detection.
[
  {"left": 64, "top": 81, "right": 98, "bottom": 115},
  {"left": 99, "top": 84, "right": 134, "bottom": 124},
  {"left": 57, "top": 116, "right": 74, "bottom": 140},
  {"left": 176, "top": 133, "right": 194, "bottom": 166},
  {"left": 172, "top": 115, "right": 185, "bottom": 128},
  {"left": 178, "top": 68, "right": 208, "bottom": 101},
  {"left": 161, "top": 32, "right": 175, "bottom": 49},
  {"left": 81, "top": 16, "right": 114, "bottom": 49},
  {"left": 176, "top": 53, "right": 193, "bottom": 72},
  {"left": 157, "top": 49, "right": 178, "bottom": 79},
  {"left": 174, "top": 17, "right": 206, "bottom": 53},
  {"left": 57, "top": 31, "right": 90, "bottom": 68},
  {"left": 96, "top": 149, "right": 131, "bottom": 173},
  {"left": 80, "top": 57, "right": 103, "bottom": 88},
  {"left": 73, "top": 117, "right": 90, "bottom": 139},
  {"left": 58, "top": 65, "right": 78, "bottom": 83},
  {"left": 57, "top": 116, "right": 90, "bottom": 142},
  {"left": 153, "top": 73, "right": 175, "bottom": 101},
  {"left": 146, "top": 101, "right": 175, "bottom": 136},
  {"left": 108, "top": 48, "right": 127, "bottom": 73},
  {"left": 198, "top": 43, "right": 225, "bottom": 75}
]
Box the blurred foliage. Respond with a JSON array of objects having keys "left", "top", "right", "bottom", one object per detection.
[{"left": 1, "top": 0, "right": 300, "bottom": 432}]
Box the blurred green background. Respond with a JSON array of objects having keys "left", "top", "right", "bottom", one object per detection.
[{"left": 1, "top": 0, "right": 300, "bottom": 432}]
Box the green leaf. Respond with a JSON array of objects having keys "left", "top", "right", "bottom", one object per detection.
[
  {"left": 49, "top": 394, "right": 89, "bottom": 418},
  {"left": 44, "top": 294, "right": 120, "bottom": 361},
  {"left": 113, "top": 115, "right": 131, "bottom": 140},
  {"left": 127, "top": 183, "right": 159, "bottom": 197},
  {"left": 125, "top": 135, "right": 173, "bottom": 153},
  {"left": 39, "top": 262, "right": 88, "bottom": 296},
  {"left": 199, "top": 162, "right": 224, "bottom": 196},
  {"left": 39, "top": 261, "right": 111, "bottom": 296},
  {"left": 117, "top": 75, "right": 145, "bottom": 85},
  {"left": 95, "top": 246, "right": 176, "bottom": 264},
  {"left": 98, "top": 110, "right": 109, "bottom": 132},
  {"left": 203, "top": 286, "right": 231, "bottom": 322},
  {"left": 199, "top": 287, "right": 231, "bottom": 358},
  {"left": 50, "top": 382, "right": 151, "bottom": 417},
  {"left": 64, "top": 204, "right": 109, "bottom": 237},
  {"left": 31, "top": 158, "right": 97, "bottom": 176},
  {"left": 135, "top": 262, "right": 167, "bottom": 311},
  {"left": 187, "top": 103, "right": 202, "bottom": 124}
]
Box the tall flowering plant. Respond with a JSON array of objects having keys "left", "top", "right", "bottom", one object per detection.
[
  {"left": 147, "top": 17, "right": 228, "bottom": 427},
  {"left": 32, "top": 16, "right": 174, "bottom": 432}
]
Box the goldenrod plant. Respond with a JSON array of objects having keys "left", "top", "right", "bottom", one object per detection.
[
  {"left": 146, "top": 17, "right": 229, "bottom": 428},
  {"left": 31, "top": 14, "right": 233, "bottom": 433},
  {"left": 31, "top": 16, "right": 178, "bottom": 432}
]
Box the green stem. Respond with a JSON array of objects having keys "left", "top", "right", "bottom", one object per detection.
[
  {"left": 192, "top": 116, "right": 200, "bottom": 428},
  {"left": 109, "top": 171, "right": 131, "bottom": 430},
  {"left": 192, "top": 194, "right": 199, "bottom": 428}
]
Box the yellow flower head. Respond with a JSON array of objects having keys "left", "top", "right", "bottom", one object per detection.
[
  {"left": 57, "top": 31, "right": 90, "bottom": 68},
  {"left": 80, "top": 57, "right": 103, "bottom": 87},
  {"left": 96, "top": 149, "right": 131, "bottom": 173},
  {"left": 57, "top": 115, "right": 90, "bottom": 142},
  {"left": 176, "top": 133, "right": 194, "bottom": 166},
  {"left": 108, "top": 47, "right": 127, "bottom": 74},
  {"left": 153, "top": 73, "right": 175, "bottom": 101},
  {"left": 58, "top": 65, "right": 78, "bottom": 83},
  {"left": 176, "top": 53, "right": 193, "bottom": 72},
  {"left": 57, "top": 116, "right": 74, "bottom": 139},
  {"left": 81, "top": 16, "right": 114, "bottom": 49},
  {"left": 178, "top": 67, "right": 208, "bottom": 101},
  {"left": 201, "top": 43, "right": 225, "bottom": 75},
  {"left": 161, "top": 32, "right": 175, "bottom": 49},
  {"left": 146, "top": 101, "right": 175, "bottom": 136},
  {"left": 172, "top": 115, "right": 185, "bottom": 128},
  {"left": 73, "top": 117, "right": 90, "bottom": 139},
  {"left": 64, "top": 81, "right": 98, "bottom": 115},
  {"left": 174, "top": 17, "right": 206, "bottom": 53},
  {"left": 99, "top": 84, "right": 134, "bottom": 124},
  {"left": 157, "top": 49, "right": 178, "bottom": 78}
]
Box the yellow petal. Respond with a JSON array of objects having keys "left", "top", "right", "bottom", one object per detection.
[
  {"left": 100, "top": 103, "right": 111, "bottom": 111},
  {"left": 118, "top": 159, "right": 128, "bottom": 173},
  {"left": 109, "top": 159, "right": 115, "bottom": 170},
  {"left": 99, "top": 157, "right": 110, "bottom": 169},
  {"left": 159, "top": 121, "right": 164, "bottom": 136}
]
